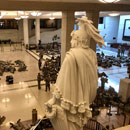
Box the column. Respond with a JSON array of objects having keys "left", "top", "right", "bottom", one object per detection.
[
  {"left": 86, "top": 11, "right": 99, "bottom": 52},
  {"left": 61, "top": 11, "right": 75, "bottom": 63},
  {"left": 35, "top": 18, "right": 40, "bottom": 45},
  {"left": 23, "top": 19, "right": 29, "bottom": 46}
]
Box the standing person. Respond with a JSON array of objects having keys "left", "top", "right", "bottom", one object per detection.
[
  {"left": 128, "top": 49, "right": 130, "bottom": 57},
  {"left": 39, "top": 50, "right": 44, "bottom": 59},
  {"left": 117, "top": 46, "right": 121, "bottom": 57},
  {"left": 45, "top": 17, "right": 105, "bottom": 130},
  {"left": 38, "top": 58, "right": 42, "bottom": 70},
  {"left": 45, "top": 76, "right": 50, "bottom": 92},
  {"left": 37, "top": 72, "right": 42, "bottom": 90},
  {"left": 121, "top": 46, "right": 125, "bottom": 56}
]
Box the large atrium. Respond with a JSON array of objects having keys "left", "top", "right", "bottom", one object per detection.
[{"left": 0, "top": 0, "right": 130, "bottom": 130}]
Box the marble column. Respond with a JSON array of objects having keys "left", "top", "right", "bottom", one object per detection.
[
  {"left": 61, "top": 11, "right": 75, "bottom": 63},
  {"left": 35, "top": 18, "right": 40, "bottom": 45},
  {"left": 86, "top": 11, "right": 99, "bottom": 52},
  {"left": 23, "top": 19, "right": 29, "bottom": 46}
]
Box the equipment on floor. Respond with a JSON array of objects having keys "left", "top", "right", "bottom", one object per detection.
[
  {"left": 6, "top": 75, "right": 13, "bottom": 84},
  {"left": 0, "top": 116, "right": 6, "bottom": 126},
  {"left": 10, "top": 119, "right": 25, "bottom": 130},
  {"left": 30, "top": 118, "right": 53, "bottom": 130}
]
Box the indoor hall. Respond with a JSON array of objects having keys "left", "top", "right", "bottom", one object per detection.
[{"left": 0, "top": 0, "right": 130, "bottom": 130}]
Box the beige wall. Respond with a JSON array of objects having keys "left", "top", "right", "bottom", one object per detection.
[
  {"left": 0, "top": 19, "right": 23, "bottom": 42},
  {"left": 29, "top": 28, "right": 61, "bottom": 44},
  {"left": 0, "top": 19, "right": 61, "bottom": 43},
  {"left": 0, "top": 29, "right": 19, "bottom": 42}
]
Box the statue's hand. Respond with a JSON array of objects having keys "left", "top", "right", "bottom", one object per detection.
[
  {"left": 45, "top": 97, "right": 56, "bottom": 108},
  {"left": 45, "top": 104, "right": 57, "bottom": 119}
]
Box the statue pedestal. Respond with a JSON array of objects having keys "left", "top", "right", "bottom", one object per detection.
[{"left": 119, "top": 78, "right": 130, "bottom": 102}]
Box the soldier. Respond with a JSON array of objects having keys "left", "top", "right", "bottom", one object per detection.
[
  {"left": 121, "top": 46, "right": 125, "bottom": 56},
  {"left": 128, "top": 49, "right": 130, "bottom": 57},
  {"left": 38, "top": 58, "right": 42, "bottom": 70},
  {"left": 45, "top": 76, "right": 50, "bottom": 92},
  {"left": 117, "top": 47, "right": 121, "bottom": 57},
  {"left": 37, "top": 73, "right": 42, "bottom": 90},
  {"left": 101, "top": 76, "right": 108, "bottom": 90},
  {"left": 101, "top": 52, "right": 105, "bottom": 59},
  {"left": 38, "top": 40, "right": 42, "bottom": 50}
]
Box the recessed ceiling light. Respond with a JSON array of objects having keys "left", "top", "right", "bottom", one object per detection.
[
  {"left": 31, "top": 11, "right": 42, "bottom": 16},
  {"left": 109, "top": 13, "right": 120, "bottom": 16},
  {"left": 99, "top": 0, "right": 120, "bottom": 3},
  {"left": 49, "top": 17, "right": 55, "bottom": 20},
  {"left": 18, "top": 11, "right": 24, "bottom": 15},
  {"left": 21, "top": 15, "right": 29, "bottom": 19},
  {"left": 15, "top": 17, "right": 21, "bottom": 20}
]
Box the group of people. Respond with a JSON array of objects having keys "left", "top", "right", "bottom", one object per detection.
[
  {"left": 37, "top": 60, "right": 50, "bottom": 92},
  {"left": 37, "top": 50, "right": 44, "bottom": 90},
  {"left": 117, "top": 45, "right": 125, "bottom": 57},
  {"left": 117, "top": 45, "right": 130, "bottom": 57},
  {"left": 37, "top": 50, "right": 60, "bottom": 92}
]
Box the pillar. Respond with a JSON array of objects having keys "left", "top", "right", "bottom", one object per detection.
[
  {"left": 23, "top": 19, "right": 29, "bottom": 46},
  {"left": 61, "top": 11, "right": 75, "bottom": 63},
  {"left": 86, "top": 11, "right": 99, "bottom": 52},
  {"left": 35, "top": 18, "right": 40, "bottom": 45}
]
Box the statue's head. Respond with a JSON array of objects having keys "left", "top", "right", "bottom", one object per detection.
[{"left": 71, "top": 17, "right": 105, "bottom": 48}]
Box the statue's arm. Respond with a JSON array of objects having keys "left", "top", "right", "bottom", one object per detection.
[{"left": 45, "top": 95, "right": 56, "bottom": 108}]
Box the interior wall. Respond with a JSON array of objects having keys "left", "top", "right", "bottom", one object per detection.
[
  {"left": 98, "top": 16, "right": 120, "bottom": 44},
  {"left": 0, "top": 29, "right": 19, "bottom": 42},
  {"left": 0, "top": 19, "right": 24, "bottom": 42},
  {"left": 0, "top": 19, "right": 61, "bottom": 43},
  {"left": 117, "top": 15, "right": 130, "bottom": 45},
  {"left": 29, "top": 28, "right": 61, "bottom": 44}
]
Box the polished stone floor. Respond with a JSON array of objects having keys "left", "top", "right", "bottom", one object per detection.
[
  {"left": 0, "top": 45, "right": 129, "bottom": 129},
  {"left": 0, "top": 47, "right": 52, "bottom": 128},
  {"left": 97, "top": 46, "right": 128, "bottom": 92}
]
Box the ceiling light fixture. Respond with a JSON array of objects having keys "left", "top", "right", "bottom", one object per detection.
[
  {"left": 21, "top": 11, "right": 29, "bottom": 19},
  {"left": 15, "top": 11, "right": 21, "bottom": 20},
  {"left": 18, "top": 11, "right": 24, "bottom": 15},
  {"left": 109, "top": 13, "right": 120, "bottom": 16},
  {"left": 49, "top": 13, "right": 55, "bottom": 20},
  {"left": 99, "top": 0, "right": 120, "bottom": 3},
  {"left": 15, "top": 17, "right": 21, "bottom": 20},
  {"left": 31, "top": 11, "right": 42, "bottom": 16},
  {"left": 21, "top": 15, "right": 29, "bottom": 19},
  {"left": 49, "top": 17, "right": 55, "bottom": 20}
]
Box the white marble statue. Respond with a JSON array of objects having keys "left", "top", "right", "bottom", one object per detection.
[{"left": 45, "top": 17, "right": 105, "bottom": 130}]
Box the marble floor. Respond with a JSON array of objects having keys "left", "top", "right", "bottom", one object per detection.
[
  {"left": 97, "top": 46, "right": 128, "bottom": 92},
  {"left": 0, "top": 48, "right": 52, "bottom": 128},
  {"left": 0, "top": 46, "right": 129, "bottom": 129}
]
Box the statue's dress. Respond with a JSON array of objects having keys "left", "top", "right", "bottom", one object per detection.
[{"left": 45, "top": 47, "right": 98, "bottom": 130}]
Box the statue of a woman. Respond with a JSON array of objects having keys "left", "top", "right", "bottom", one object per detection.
[{"left": 45, "top": 17, "right": 105, "bottom": 130}]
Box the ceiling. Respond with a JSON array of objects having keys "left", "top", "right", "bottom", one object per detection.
[
  {"left": 0, "top": 0, "right": 130, "bottom": 19},
  {"left": 0, "top": 10, "right": 130, "bottom": 19},
  {"left": 8, "top": 0, "right": 130, "bottom": 5}
]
